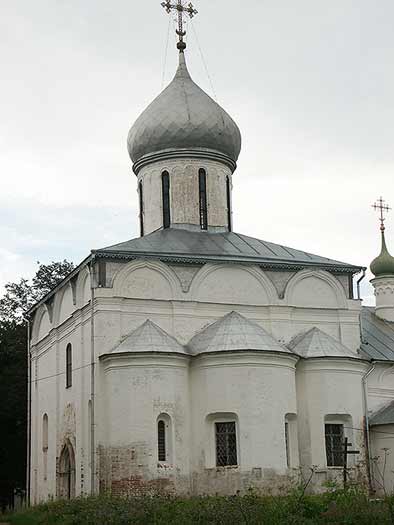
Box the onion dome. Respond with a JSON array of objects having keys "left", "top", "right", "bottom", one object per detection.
[
  {"left": 127, "top": 52, "right": 242, "bottom": 174},
  {"left": 371, "top": 231, "right": 394, "bottom": 277}
]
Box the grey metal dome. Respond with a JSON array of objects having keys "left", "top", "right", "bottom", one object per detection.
[{"left": 128, "top": 52, "right": 242, "bottom": 174}]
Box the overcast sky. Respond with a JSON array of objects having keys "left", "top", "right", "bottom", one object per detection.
[{"left": 1, "top": 0, "right": 394, "bottom": 304}]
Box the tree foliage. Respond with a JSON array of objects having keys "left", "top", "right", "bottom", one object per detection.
[
  {"left": 0, "top": 260, "right": 75, "bottom": 324},
  {"left": 0, "top": 260, "right": 74, "bottom": 510}
]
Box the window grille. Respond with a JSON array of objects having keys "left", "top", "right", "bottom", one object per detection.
[
  {"left": 226, "top": 175, "right": 232, "bottom": 232},
  {"left": 162, "top": 171, "right": 171, "bottom": 229},
  {"left": 139, "top": 181, "right": 144, "bottom": 237},
  {"left": 199, "top": 168, "right": 208, "bottom": 230},
  {"left": 215, "top": 422, "right": 237, "bottom": 467},
  {"left": 66, "top": 344, "right": 72, "bottom": 389},
  {"left": 158, "top": 420, "right": 166, "bottom": 462},
  {"left": 325, "top": 424, "right": 344, "bottom": 467}
]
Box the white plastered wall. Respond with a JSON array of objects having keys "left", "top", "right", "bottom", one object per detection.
[
  {"left": 137, "top": 158, "right": 232, "bottom": 234},
  {"left": 296, "top": 358, "right": 369, "bottom": 490},
  {"left": 190, "top": 352, "right": 299, "bottom": 494},
  {"left": 30, "top": 258, "right": 363, "bottom": 499}
]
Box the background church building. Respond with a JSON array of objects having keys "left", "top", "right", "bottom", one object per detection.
[{"left": 28, "top": 1, "right": 394, "bottom": 501}]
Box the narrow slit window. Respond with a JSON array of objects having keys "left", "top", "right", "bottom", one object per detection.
[
  {"left": 66, "top": 344, "right": 72, "bottom": 389},
  {"left": 158, "top": 420, "right": 166, "bottom": 462},
  {"left": 215, "top": 422, "right": 237, "bottom": 467},
  {"left": 139, "top": 181, "right": 144, "bottom": 237},
  {"left": 226, "top": 175, "right": 232, "bottom": 232},
  {"left": 325, "top": 424, "right": 344, "bottom": 467},
  {"left": 162, "top": 171, "right": 171, "bottom": 229},
  {"left": 43, "top": 414, "right": 48, "bottom": 481},
  {"left": 98, "top": 260, "right": 106, "bottom": 288},
  {"left": 285, "top": 422, "right": 290, "bottom": 468},
  {"left": 199, "top": 168, "right": 208, "bottom": 230}
]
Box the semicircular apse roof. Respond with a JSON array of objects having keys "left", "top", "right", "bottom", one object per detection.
[
  {"left": 287, "top": 327, "right": 361, "bottom": 359},
  {"left": 107, "top": 320, "right": 188, "bottom": 355},
  {"left": 187, "top": 311, "right": 293, "bottom": 356}
]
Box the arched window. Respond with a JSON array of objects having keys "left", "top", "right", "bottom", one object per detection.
[
  {"left": 157, "top": 420, "right": 166, "bottom": 462},
  {"left": 226, "top": 175, "right": 232, "bottom": 232},
  {"left": 138, "top": 181, "right": 144, "bottom": 237},
  {"left": 199, "top": 168, "right": 208, "bottom": 230},
  {"left": 59, "top": 440, "right": 76, "bottom": 499},
  {"left": 43, "top": 414, "right": 48, "bottom": 481},
  {"left": 157, "top": 414, "right": 172, "bottom": 463},
  {"left": 162, "top": 171, "right": 171, "bottom": 229},
  {"left": 66, "top": 344, "right": 72, "bottom": 389}
]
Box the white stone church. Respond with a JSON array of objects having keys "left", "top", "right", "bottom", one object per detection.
[{"left": 28, "top": 16, "right": 394, "bottom": 502}]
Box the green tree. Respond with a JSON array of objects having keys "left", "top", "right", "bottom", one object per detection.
[
  {"left": 0, "top": 260, "right": 75, "bottom": 324},
  {"left": 0, "top": 260, "right": 74, "bottom": 510}
]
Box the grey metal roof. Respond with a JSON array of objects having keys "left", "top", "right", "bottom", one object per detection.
[
  {"left": 370, "top": 401, "right": 394, "bottom": 426},
  {"left": 95, "top": 228, "right": 362, "bottom": 273},
  {"left": 360, "top": 307, "right": 394, "bottom": 361},
  {"left": 106, "top": 320, "right": 187, "bottom": 355},
  {"left": 127, "top": 52, "right": 242, "bottom": 171},
  {"left": 187, "top": 311, "right": 294, "bottom": 356},
  {"left": 288, "top": 327, "right": 361, "bottom": 359}
]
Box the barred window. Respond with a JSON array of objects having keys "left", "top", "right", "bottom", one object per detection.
[
  {"left": 199, "top": 168, "right": 208, "bottom": 230},
  {"left": 162, "top": 171, "right": 171, "bottom": 229},
  {"left": 215, "top": 422, "right": 237, "bottom": 467},
  {"left": 66, "top": 344, "right": 72, "bottom": 389},
  {"left": 158, "top": 420, "right": 166, "bottom": 462},
  {"left": 325, "top": 424, "right": 344, "bottom": 467}
]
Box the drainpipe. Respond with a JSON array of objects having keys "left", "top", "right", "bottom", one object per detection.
[
  {"left": 357, "top": 269, "right": 366, "bottom": 300},
  {"left": 88, "top": 258, "right": 96, "bottom": 495},
  {"left": 362, "top": 362, "right": 376, "bottom": 494},
  {"left": 24, "top": 317, "right": 31, "bottom": 507}
]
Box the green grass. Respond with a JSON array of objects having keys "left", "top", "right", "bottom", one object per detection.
[{"left": 1, "top": 491, "right": 393, "bottom": 525}]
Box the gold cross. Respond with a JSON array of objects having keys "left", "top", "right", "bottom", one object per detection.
[
  {"left": 372, "top": 196, "right": 391, "bottom": 231},
  {"left": 161, "top": 1, "right": 198, "bottom": 51}
]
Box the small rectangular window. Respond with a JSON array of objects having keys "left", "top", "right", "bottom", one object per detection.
[
  {"left": 325, "top": 423, "right": 344, "bottom": 467},
  {"left": 215, "top": 422, "right": 237, "bottom": 467},
  {"left": 66, "top": 344, "right": 72, "bottom": 389}
]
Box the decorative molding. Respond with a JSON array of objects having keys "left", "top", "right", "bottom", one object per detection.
[{"left": 133, "top": 148, "right": 237, "bottom": 175}]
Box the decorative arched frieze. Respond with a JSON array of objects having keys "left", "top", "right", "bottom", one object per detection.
[
  {"left": 32, "top": 305, "right": 52, "bottom": 343},
  {"left": 112, "top": 259, "right": 182, "bottom": 301},
  {"left": 189, "top": 264, "right": 277, "bottom": 305},
  {"left": 284, "top": 269, "right": 347, "bottom": 309},
  {"left": 377, "top": 364, "right": 394, "bottom": 386},
  {"left": 76, "top": 268, "right": 91, "bottom": 308},
  {"left": 52, "top": 282, "right": 75, "bottom": 327}
]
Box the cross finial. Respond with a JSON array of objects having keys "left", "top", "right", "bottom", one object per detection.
[
  {"left": 372, "top": 197, "right": 391, "bottom": 232},
  {"left": 161, "top": 1, "right": 198, "bottom": 52}
]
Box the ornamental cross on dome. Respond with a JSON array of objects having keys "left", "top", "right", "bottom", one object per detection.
[
  {"left": 373, "top": 197, "right": 391, "bottom": 232},
  {"left": 161, "top": 0, "right": 198, "bottom": 51}
]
